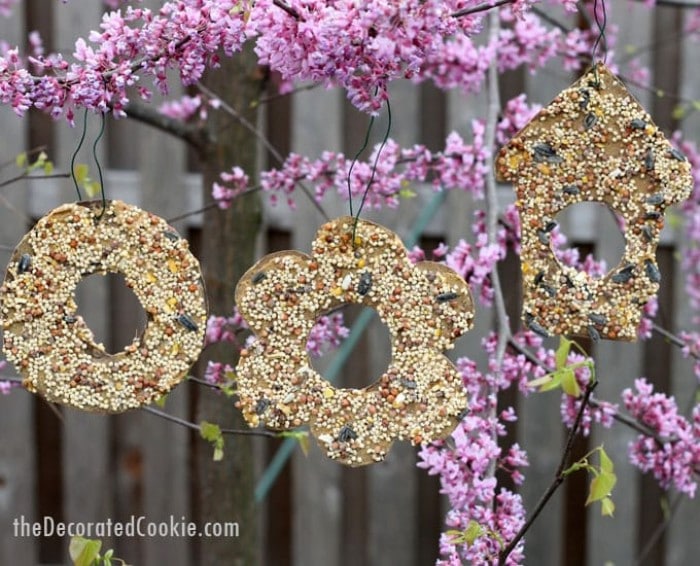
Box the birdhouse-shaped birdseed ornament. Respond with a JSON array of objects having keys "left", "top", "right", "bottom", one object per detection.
[{"left": 496, "top": 63, "right": 692, "bottom": 341}]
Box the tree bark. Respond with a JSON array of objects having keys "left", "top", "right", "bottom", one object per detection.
[{"left": 196, "top": 43, "right": 264, "bottom": 566}]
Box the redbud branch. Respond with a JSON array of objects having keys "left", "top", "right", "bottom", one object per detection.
[
  {"left": 499, "top": 381, "right": 598, "bottom": 564},
  {"left": 633, "top": 493, "right": 684, "bottom": 566},
  {"left": 123, "top": 101, "right": 210, "bottom": 150},
  {"left": 0, "top": 172, "right": 70, "bottom": 190},
  {"left": 506, "top": 337, "right": 677, "bottom": 443},
  {"left": 142, "top": 406, "right": 279, "bottom": 438},
  {"left": 452, "top": 0, "right": 515, "bottom": 18},
  {"left": 272, "top": 0, "right": 302, "bottom": 20}
]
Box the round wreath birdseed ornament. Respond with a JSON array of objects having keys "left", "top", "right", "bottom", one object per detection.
[
  {"left": 0, "top": 200, "right": 207, "bottom": 413},
  {"left": 235, "top": 216, "right": 474, "bottom": 466},
  {"left": 496, "top": 63, "right": 693, "bottom": 341}
]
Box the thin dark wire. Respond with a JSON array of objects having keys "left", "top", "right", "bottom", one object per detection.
[
  {"left": 347, "top": 114, "right": 376, "bottom": 217},
  {"left": 591, "top": 0, "right": 608, "bottom": 64},
  {"left": 352, "top": 97, "right": 393, "bottom": 241},
  {"left": 93, "top": 111, "right": 107, "bottom": 220},
  {"left": 70, "top": 108, "right": 89, "bottom": 201}
]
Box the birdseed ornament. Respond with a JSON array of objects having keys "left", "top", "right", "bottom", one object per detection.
[
  {"left": 496, "top": 63, "right": 692, "bottom": 341},
  {"left": 0, "top": 200, "right": 207, "bottom": 413},
  {"left": 235, "top": 216, "right": 474, "bottom": 466}
]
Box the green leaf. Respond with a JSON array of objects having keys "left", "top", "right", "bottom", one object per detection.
[
  {"left": 601, "top": 496, "right": 615, "bottom": 517},
  {"left": 200, "top": 421, "right": 221, "bottom": 441},
  {"left": 555, "top": 337, "right": 572, "bottom": 369},
  {"left": 672, "top": 104, "right": 687, "bottom": 121},
  {"left": 587, "top": 470, "right": 617, "bottom": 505},
  {"left": 692, "top": 100, "right": 700, "bottom": 113},
  {"left": 84, "top": 180, "right": 101, "bottom": 198},
  {"left": 74, "top": 163, "right": 89, "bottom": 185},
  {"left": 463, "top": 520, "right": 485, "bottom": 546},
  {"left": 279, "top": 430, "right": 310, "bottom": 456},
  {"left": 599, "top": 447, "right": 614, "bottom": 475},
  {"left": 199, "top": 421, "right": 224, "bottom": 461},
  {"left": 15, "top": 152, "right": 27, "bottom": 169},
  {"left": 43, "top": 160, "right": 54, "bottom": 175},
  {"left": 69, "top": 536, "right": 102, "bottom": 566},
  {"left": 526, "top": 374, "right": 553, "bottom": 388},
  {"left": 155, "top": 394, "right": 168, "bottom": 408},
  {"left": 539, "top": 368, "right": 564, "bottom": 392},
  {"left": 560, "top": 367, "right": 581, "bottom": 397},
  {"left": 446, "top": 529, "right": 466, "bottom": 544}
]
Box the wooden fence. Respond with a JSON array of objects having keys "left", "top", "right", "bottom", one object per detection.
[{"left": 1, "top": 1, "right": 699, "bottom": 565}]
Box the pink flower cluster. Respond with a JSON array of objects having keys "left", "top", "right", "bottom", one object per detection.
[
  {"left": 0, "top": 360, "right": 12, "bottom": 395},
  {"left": 418, "top": 347, "right": 528, "bottom": 564},
  {"left": 623, "top": 378, "right": 700, "bottom": 497},
  {"left": 305, "top": 312, "right": 349, "bottom": 358},
  {"left": 212, "top": 166, "right": 250, "bottom": 209},
  {"left": 0, "top": 1, "right": 602, "bottom": 118},
  {"left": 250, "top": 0, "right": 492, "bottom": 112},
  {"left": 0, "top": 0, "right": 16, "bottom": 18},
  {"left": 1, "top": 1, "right": 247, "bottom": 117},
  {"left": 216, "top": 126, "right": 489, "bottom": 209},
  {"left": 205, "top": 307, "right": 348, "bottom": 359},
  {"left": 213, "top": 93, "right": 538, "bottom": 211},
  {"left": 204, "top": 361, "right": 234, "bottom": 386}
]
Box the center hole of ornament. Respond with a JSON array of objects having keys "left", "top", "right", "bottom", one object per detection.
[
  {"left": 74, "top": 272, "right": 147, "bottom": 354},
  {"left": 552, "top": 202, "right": 626, "bottom": 279},
  {"left": 308, "top": 304, "right": 392, "bottom": 388}
]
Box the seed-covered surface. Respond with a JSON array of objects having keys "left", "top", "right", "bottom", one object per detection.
[
  {"left": 235, "top": 217, "right": 474, "bottom": 466},
  {"left": 496, "top": 63, "right": 693, "bottom": 341},
  {"left": 0, "top": 200, "right": 207, "bottom": 413}
]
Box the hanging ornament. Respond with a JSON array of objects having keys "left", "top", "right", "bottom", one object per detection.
[
  {"left": 495, "top": 63, "right": 692, "bottom": 341},
  {"left": 0, "top": 200, "right": 207, "bottom": 412},
  {"left": 235, "top": 216, "right": 474, "bottom": 466}
]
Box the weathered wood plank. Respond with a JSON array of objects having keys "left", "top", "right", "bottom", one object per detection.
[
  {"left": 49, "top": 5, "right": 118, "bottom": 560},
  {"left": 290, "top": 85, "right": 343, "bottom": 566},
  {"left": 0, "top": 6, "right": 38, "bottom": 565}
]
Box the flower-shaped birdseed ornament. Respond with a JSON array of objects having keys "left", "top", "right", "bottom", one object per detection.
[
  {"left": 0, "top": 200, "right": 207, "bottom": 413},
  {"left": 235, "top": 217, "right": 474, "bottom": 466},
  {"left": 496, "top": 63, "right": 692, "bottom": 341}
]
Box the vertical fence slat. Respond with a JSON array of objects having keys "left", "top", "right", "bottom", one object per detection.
[
  {"left": 290, "top": 85, "right": 344, "bottom": 566},
  {"left": 366, "top": 79, "right": 420, "bottom": 566},
  {"left": 666, "top": 11, "right": 700, "bottom": 564},
  {"left": 587, "top": 226, "right": 644, "bottom": 566},
  {"left": 0, "top": 7, "right": 35, "bottom": 563}
]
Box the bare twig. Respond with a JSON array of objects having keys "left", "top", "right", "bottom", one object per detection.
[
  {"left": 0, "top": 145, "right": 47, "bottom": 170},
  {"left": 484, "top": 8, "right": 509, "bottom": 478},
  {"left": 124, "top": 101, "right": 209, "bottom": 150},
  {"left": 254, "top": 82, "right": 319, "bottom": 106},
  {"left": 499, "top": 381, "right": 598, "bottom": 564},
  {"left": 272, "top": 0, "right": 301, "bottom": 20},
  {"left": 634, "top": 493, "right": 684, "bottom": 566},
  {"left": 0, "top": 172, "right": 70, "bottom": 190},
  {"left": 142, "top": 406, "right": 279, "bottom": 438},
  {"left": 453, "top": 0, "right": 514, "bottom": 18}
]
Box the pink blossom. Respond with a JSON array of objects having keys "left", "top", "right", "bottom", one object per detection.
[
  {"left": 306, "top": 313, "right": 349, "bottom": 358},
  {"left": 212, "top": 166, "right": 250, "bottom": 209},
  {"left": 623, "top": 379, "right": 700, "bottom": 496},
  {"left": 204, "top": 361, "right": 234, "bottom": 386}
]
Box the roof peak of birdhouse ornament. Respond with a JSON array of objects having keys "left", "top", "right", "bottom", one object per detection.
[{"left": 495, "top": 62, "right": 693, "bottom": 342}]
